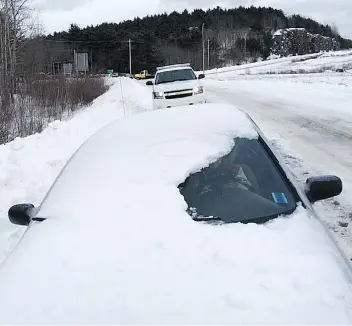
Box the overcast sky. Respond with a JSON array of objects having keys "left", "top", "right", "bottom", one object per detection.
[{"left": 34, "top": 0, "right": 352, "bottom": 38}]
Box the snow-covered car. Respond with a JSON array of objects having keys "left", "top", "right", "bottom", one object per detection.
[
  {"left": 2, "top": 103, "right": 352, "bottom": 324},
  {"left": 146, "top": 63, "right": 206, "bottom": 110}
]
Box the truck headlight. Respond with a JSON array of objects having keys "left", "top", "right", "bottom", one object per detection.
[
  {"left": 153, "top": 91, "right": 164, "bottom": 99},
  {"left": 193, "top": 86, "right": 204, "bottom": 95}
]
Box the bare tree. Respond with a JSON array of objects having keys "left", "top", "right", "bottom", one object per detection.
[
  {"left": 0, "top": 2, "right": 11, "bottom": 105},
  {"left": 0, "top": 0, "right": 40, "bottom": 142},
  {"left": 237, "top": 28, "right": 251, "bottom": 61},
  {"left": 0, "top": 0, "right": 30, "bottom": 100},
  {"left": 331, "top": 23, "right": 339, "bottom": 38},
  {"left": 8, "top": 0, "right": 31, "bottom": 93}
]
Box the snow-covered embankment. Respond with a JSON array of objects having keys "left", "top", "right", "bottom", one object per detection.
[{"left": 0, "top": 77, "right": 152, "bottom": 263}]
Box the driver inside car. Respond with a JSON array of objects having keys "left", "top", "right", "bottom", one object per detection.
[{"left": 199, "top": 155, "right": 254, "bottom": 195}]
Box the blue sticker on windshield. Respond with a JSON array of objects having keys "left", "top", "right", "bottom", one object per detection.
[{"left": 272, "top": 192, "right": 288, "bottom": 204}]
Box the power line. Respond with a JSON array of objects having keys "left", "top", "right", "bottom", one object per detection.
[
  {"left": 35, "top": 38, "right": 206, "bottom": 45},
  {"left": 40, "top": 39, "right": 131, "bottom": 44}
]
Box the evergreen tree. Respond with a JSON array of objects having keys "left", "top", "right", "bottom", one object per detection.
[{"left": 46, "top": 6, "right": 351, "bottom": 72}]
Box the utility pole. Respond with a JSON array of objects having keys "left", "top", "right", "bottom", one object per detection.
[
  {"left": 73, "top": 49, "right": 77, "bottom": 75},
  {"left": 207, "top": 39, "right": 210, "bottom": 69},
  {"left": 128, "top": 39, "right": 132, "bottom": 75},
  {"left": 90, "top": 50, "right": 93, "bottom": 73},
  {"left": 202, "top": 23, "right": 205, "bottom": 74},
  {"left": 244, "top": 33, "right": 247, "bottom": 61}
]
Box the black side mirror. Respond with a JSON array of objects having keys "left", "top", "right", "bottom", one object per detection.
[
  {"left": 8, "top": 204, "right": 35, "bottom": 226},
  {"left": 146, "top": 81, "right": 153, "bottom": 86},
  {"left": 198, "top": 74, "right": 205, "bottom": 79},
  {"left": 305, "top": 175, "right": 342, "bottom": 203}
]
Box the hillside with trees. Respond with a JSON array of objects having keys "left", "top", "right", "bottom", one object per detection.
[
  {"left": 43, "top": 6, "right": 352, "bottom": 73},
  {"left": 272, "top": 28, "right": 340, "bottom": 57}
]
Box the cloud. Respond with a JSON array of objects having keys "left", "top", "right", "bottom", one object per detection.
[
  {"left": 40, "top": 0, "right": 160, "bottom": 33},
  {"left": 276, "top": 0, "right": 352, "bottom": 38},
  {"left": 38, "top": 0, "right": 352, "bottom": 39},
  {"left": 35, "top": 0, "right": 93, "bottom": 11}
]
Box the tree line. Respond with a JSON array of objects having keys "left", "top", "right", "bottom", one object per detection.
[{"left": 44, "top": 6, "right": 352, "bottom": 73}]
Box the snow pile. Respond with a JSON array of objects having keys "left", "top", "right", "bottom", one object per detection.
[
  {"left": 0, "top": 103, "right": 351, "bottom": 324},
  {"left": 321, "top": 49, "right": 352, "bottom": 58},
  {"left": 0, "top": 77, "right": 150, "bottom": 263},
  {"left": 216, "top": 71, "right": 352, "bottom": 86}
]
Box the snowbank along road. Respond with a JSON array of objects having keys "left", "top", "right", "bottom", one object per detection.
[{"left": 0, "top": 77, "right": 151, "bottom": 263}]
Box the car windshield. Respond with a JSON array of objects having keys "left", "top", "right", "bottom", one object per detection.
[
  {"left": 155, "top": 68, "right": 196, "bottom": 84},
  {"left": 179, "top": 137, "right": 298, "bottom": 224}
]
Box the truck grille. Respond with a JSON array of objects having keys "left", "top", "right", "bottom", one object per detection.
[
  {"left": 164, "top": 88, "right": 193, "bottom": 99},
  {"left": 165, "top": 93, "right": 193, "bottom": 99}
]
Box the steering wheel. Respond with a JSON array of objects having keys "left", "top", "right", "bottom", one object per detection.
[{"left": 200, "top": 167, "right": 255, "bottom": 193}]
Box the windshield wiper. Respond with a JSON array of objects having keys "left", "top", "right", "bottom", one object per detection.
[
  {"left": 191, "top": 207, "right": 296, "bottom": 225},
  {"left": 156, "top": 80, "right": 179, "bottom": 84},
  {"left": 192, "top": 216, "right": 223, "bottom": 222}
]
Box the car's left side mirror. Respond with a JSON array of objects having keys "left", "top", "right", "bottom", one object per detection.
[
  {"left": 305, "top": 175, "right": 342, "bottom": 203},
  {"left": 198, "top": 74, "right": 205, "bottom": 79},
  {"left": 8, "top": 204, "right": 35, "bottom": 226},
  {"left": 146, "top": 81, "right": 153, "bottom": 85}
]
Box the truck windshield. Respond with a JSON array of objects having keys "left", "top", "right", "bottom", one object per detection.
[{"left": 155, "top": 69, "right": 197, "bottom": 84}]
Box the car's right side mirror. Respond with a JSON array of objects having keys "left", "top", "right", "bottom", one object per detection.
[
  {"left": 146, "top": 81, "right": 153, "bottom": 86},
  {"left": 305, "top": 175, "right": 342, "bottom": 203},
  {"left": 198, "top": 74, "right": 205, "bottom": 79}
]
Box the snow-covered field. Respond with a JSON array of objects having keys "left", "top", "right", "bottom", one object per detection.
[
  {"left": 203, "top": 51, "right": 352, "bottom": 258},
  {"left": 206, "top": 49, "right": 352, "bottom": 76}
]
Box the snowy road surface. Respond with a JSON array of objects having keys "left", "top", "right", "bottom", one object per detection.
[{"left": 204, "top": 77, "right": 352, "bottom": 258}]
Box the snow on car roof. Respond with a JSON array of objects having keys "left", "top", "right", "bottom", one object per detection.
[
  {"left": 0, "top": 103, "right": 352, "bottom": 324},
  {"left": 37, "top": 102, "right": 257, "bottom": 218},
  {"left": 157, "top": 63, "right": 191, "bottom": 71},
  {"left": 156, "top": 65, "right": 194, "bottom": 73}
]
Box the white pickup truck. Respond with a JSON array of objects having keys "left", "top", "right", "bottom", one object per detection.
[{"left": 146, "top": 63, "right": 206, "bottom": 110}]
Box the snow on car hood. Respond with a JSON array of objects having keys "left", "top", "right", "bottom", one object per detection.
[
  {"left": 0, "top": 103, "right": 352, "bottom": 324},
  {"left": 154, "top": 79, "right": 201, "bottom": 93}
]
